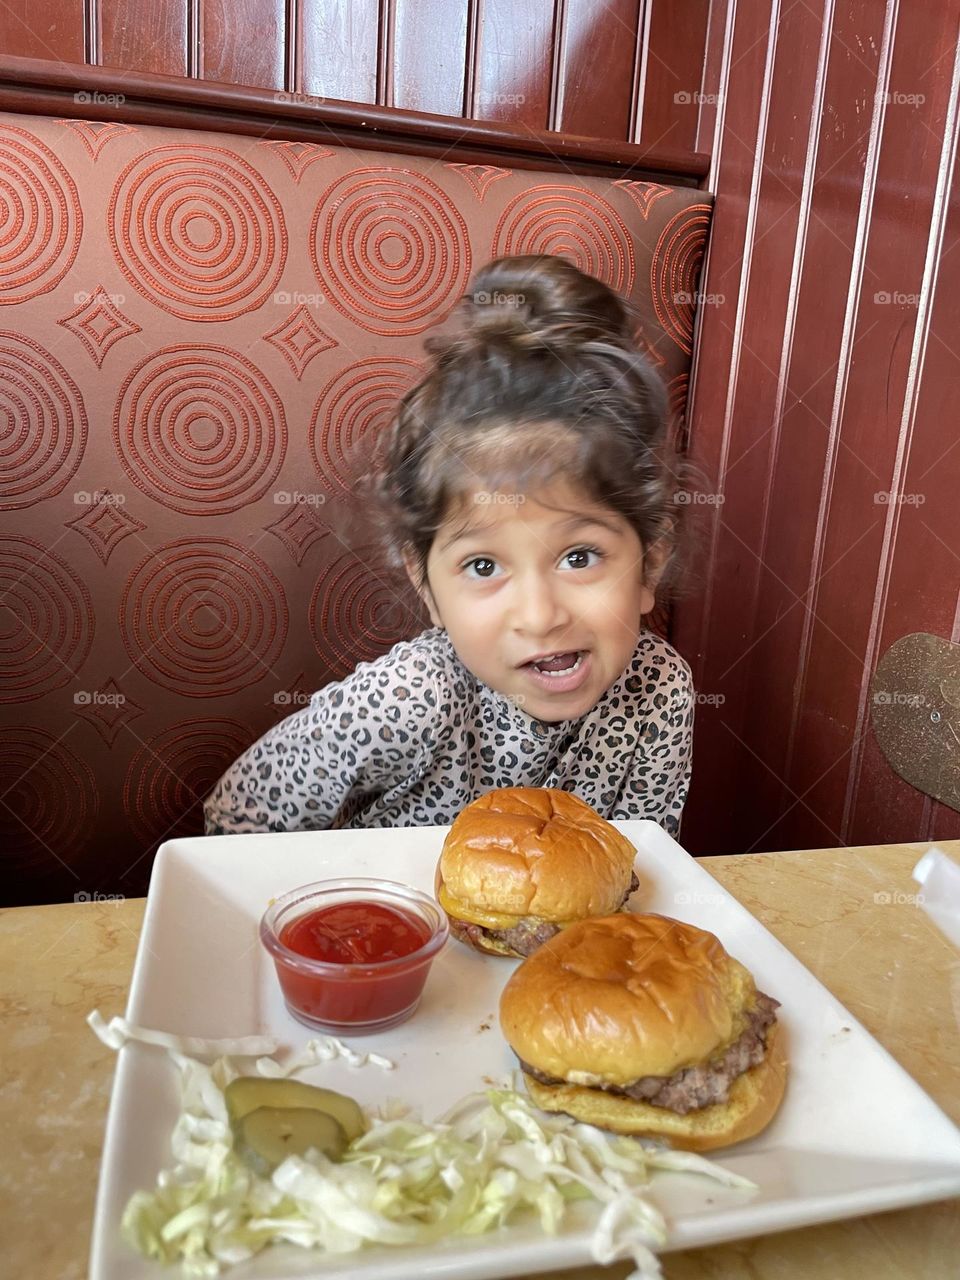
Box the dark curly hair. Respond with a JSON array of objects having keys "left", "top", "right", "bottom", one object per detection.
[{"left": 349, "top": 254, "right": 692, "bottom": 602}]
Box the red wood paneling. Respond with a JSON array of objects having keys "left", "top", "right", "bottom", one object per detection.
[
  {"left": 0, "top": 2, "right": 713, "bottom": 150},
  {"left": 676, "top": 0, "right": 960, "bottom": 855},
  {"left": 301, "top": 0, "right": 380, "bottom": 104},
  {"left": 470, "top": 0, "right": 556, "bottom": 128},
  {"left": 201, "top": 0, "right": 285, "bottom": 90},
  {"left": 636, "top": 0, "right": 710, "bottom": 152},
  {"left": 778, "top": 3, "right": 956, "bottom": 853},
  {"left": 99, "top": 1, "right": 188, "bottom": 77},
  {"left": 0, "top": 1, "right": 84, "bottom": 62},
  {"left": 553, "top": 0, "right": 641, "bottom": 139},
  {"left": 393, "top": 0, "right": 468, "bottom": 115},
  {"left": 845, "top": 11, "right": 960, "bottom": 847}
]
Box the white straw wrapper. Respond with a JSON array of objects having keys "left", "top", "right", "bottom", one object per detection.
[{"left": 912, "top": 847, "right": 960, "bottom": 949}]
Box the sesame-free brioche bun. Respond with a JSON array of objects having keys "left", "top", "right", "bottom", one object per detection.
[
  {"left": 436, "top": 787, "right": 638, "bottom": 956},
  {"left": 499, "top": 913, "right": 787, "bottom": 1151},
  {"left": 500, "top": 912, "right": 752, "bottom": 1080}
]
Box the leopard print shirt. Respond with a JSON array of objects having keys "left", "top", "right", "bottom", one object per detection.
[{"left": 203, "top": 626, "right": 694, "bottom": 838}]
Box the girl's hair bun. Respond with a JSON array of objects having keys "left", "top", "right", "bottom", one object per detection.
[
  {"left": 358, "top": 251, "right": 697, "bottom": 610},
  {"left": 460, "top": 254, "right": 633, "bottom": 347}
]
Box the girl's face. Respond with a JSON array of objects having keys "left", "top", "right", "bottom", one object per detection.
[{"left": 407, "top": 478, "right": 659, "bottom": 723}]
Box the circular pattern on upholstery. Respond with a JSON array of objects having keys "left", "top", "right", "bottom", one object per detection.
[
  {"left": 651, "top": 204, "right": 712, "bottom": 354},
  {"left": 310, "top": 357, "right": 421, "bottom": 494},
  {"left": 0, "top": 537, "right": 94, "bottom": 700},
  {"left": 114, "top": 345, "right": 286, "bottom": 513},
  {"left": 309, "top": 554, "right": 425, "bottom": 675},
  {"left": 0, "top": 333, "right": 88, "bottom": 509},
  {"left": 0, "top": 727, "right": 97, "bottom": 869},
  {"left": 0, "top": 125, "right": 82, "bottom": 302},
  {"left": 123, "top": 717, "right": 252, "bottom": 846},
  {"left": 109, "top": 145, "right": 286, "bottom": 319},
  {"left": 120, "top": 539, "right": 287, "bottom": 695},
  {"left": 492, "top": 185, "right": 635, "bottom": 294},
  {"left": 312, "top": 168, "right": 471, "bottom": 333}
]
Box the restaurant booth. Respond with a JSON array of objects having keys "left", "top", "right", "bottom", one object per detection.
[
  {"left": 1, "top": 4, "right": 959, "bottom": 1280},
  {"left": 0, "top": 91, "right": 710, "bottom": 907}
]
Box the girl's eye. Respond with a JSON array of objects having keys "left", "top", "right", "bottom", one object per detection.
[
  {"left": 563, "top": 545, "right": 605, "bottom": 570},
  {"left": 462, "top": 556, "right": 500, "bottom": 579},
  {"left": 460, "top": 546, "right": 605, "bottom": 579}
]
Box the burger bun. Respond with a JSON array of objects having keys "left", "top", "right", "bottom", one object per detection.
[
  {"left": 437, "top": 788, "right": 638, "bottom": 955},
  {"left": 499, "top": 912, "right": 787, "bottom": 1151}
]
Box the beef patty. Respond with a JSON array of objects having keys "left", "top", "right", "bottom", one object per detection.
[
  {"left": 518, "top": 991, "right": 780, "bottom": 1114},
  {"left": 460, "top": 870, "right": 641, "bottom": 957}
]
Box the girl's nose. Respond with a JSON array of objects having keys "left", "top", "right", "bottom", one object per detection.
[{"left": 511, "top": 574, "right": 572, "bottom": 635}]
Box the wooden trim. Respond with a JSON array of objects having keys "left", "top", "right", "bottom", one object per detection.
[
  {"left": 464, "top": 0, "right": 482, "bottom": 119},
  {"left": 188, "top": 0, "right": 202, "bottom": 81},
  {"left": 548, "top": 0, "right": 567, "bottom": 133},
  {"left": 0, "top": 53, "right": 709, "bottom": 183},
  {"left": 631, "top": 0, "right": 653, "bottom": 144},
  {"left": 377, "top": 0, "right": 397, "bottom": 109},
  {"left": 83, "top": 0, "right": 100, "bottom": 67},
  {"left": 285, "top": 0, "right": 300, "bottom": 96}
]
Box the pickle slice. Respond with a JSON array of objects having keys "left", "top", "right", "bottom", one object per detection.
[
  {"left": 235, "top": 1106, "right": 347, "bottom": 1175},
  {"left": 224, "top": 1077, "right": 366, "bottom": 1141}
]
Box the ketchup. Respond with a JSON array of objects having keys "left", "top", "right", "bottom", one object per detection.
[
  {"left": 280, "top": 901, "right": 431, "bottom": 965},
  {"left": 269, "top": 897, "right": 445, "bottom": 1034}
]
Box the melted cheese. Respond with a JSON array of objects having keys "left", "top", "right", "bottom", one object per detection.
[
  {"left": 565, "top": 1069, "right": 607, "bottom": 1086},
  {"left": 437, "top": 883, "right": 522, "bottom": 930}
]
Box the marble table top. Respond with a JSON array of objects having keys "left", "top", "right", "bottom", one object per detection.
[{"left": 1, "top": 839, "right": 958, "bottom": 1280}]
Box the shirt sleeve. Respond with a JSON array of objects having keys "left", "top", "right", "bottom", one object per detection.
[
  {"left": 202, "top": 642, "right": 441, "bottom": 836},
  {"left": 609, "top": 650, "right": 695, "bottom": 838}
]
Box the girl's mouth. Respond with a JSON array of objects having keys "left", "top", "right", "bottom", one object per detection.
[{"left": 521, "top": 650, "right": 591, "bottom": 693}]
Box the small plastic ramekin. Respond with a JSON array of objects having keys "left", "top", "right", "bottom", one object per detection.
[{"left": 259, "top": 877, "right": 448, "bottom": 1035}]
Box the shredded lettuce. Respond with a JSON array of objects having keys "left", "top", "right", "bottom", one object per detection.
[{"left": 90, "top": 1012, "right": 756, "bottom": 1280}]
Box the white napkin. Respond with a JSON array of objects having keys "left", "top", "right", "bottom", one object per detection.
[{"left": 912, "top": 846, "right": 960, "bottom": 949}]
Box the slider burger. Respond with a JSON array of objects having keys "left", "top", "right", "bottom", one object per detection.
[
  {"left": 436, "top": 787, "right": 639, "bottom": 958},
  {"left": 499, "top": 913, "right": 786, "bottom": 1151}
]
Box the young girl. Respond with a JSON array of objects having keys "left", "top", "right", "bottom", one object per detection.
[{"left": 203, "top": 254, "right": 694, "bottom": 839}]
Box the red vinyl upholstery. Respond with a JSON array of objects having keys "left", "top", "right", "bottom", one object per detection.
[{"left": 0, "top": 111, "right": 712, "bottom": 904}]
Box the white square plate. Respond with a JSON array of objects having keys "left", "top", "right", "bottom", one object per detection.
[{"left": 90, "top": 823, "right": 960, "bottom": 1279}]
